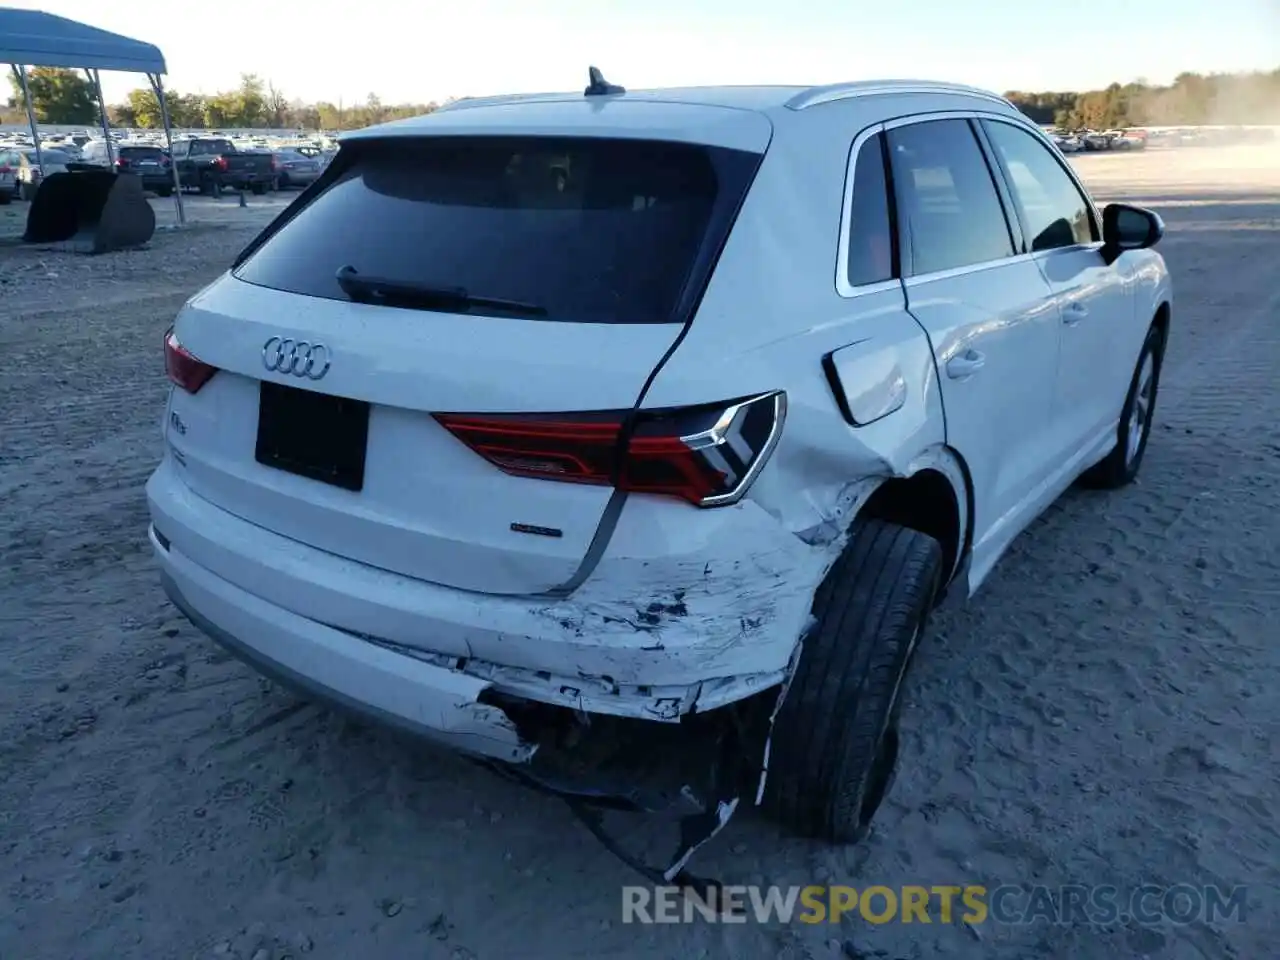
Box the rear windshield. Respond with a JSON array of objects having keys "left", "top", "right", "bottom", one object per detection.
[
  {"left": 233, "top": 136, "right": 761, "bottom": 324},
  {"left": 192, "top": 139, "right": 234, "bottom": 155},
  {"left": 30, "top": 149, "right": 72, "bottom": 163},
  {"left": 120, "top": 146, "right": 164, "bottom": 160}
]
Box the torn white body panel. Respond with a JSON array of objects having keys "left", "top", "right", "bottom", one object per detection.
[
  {"left": 360, "top": 635, "right": 789, "bottom": 721},
  {"left": 147, "top": 459, "right": 824, "bottom": 711}
]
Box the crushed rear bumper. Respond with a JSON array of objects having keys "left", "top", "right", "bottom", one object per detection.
[
  {"left": 158, "top": 549, "right": 535, "bottom": 763},
  {"left": 157, "top": 542, "right": 756, "bottom": 887},
  {"left": 145, "top": 458, "right": 801, "bottom": 718}
]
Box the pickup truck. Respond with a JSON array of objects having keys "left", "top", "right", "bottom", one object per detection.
[{"left": 171, "top": 137, "right": 275, "bottom": 195}]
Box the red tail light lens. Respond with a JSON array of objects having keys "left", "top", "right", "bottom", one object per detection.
[
  {"left": 214, "top": 156, "right": 229, "bottom": 172},
  {"left": 164, "top": 328, "right": 217, "bottom": 394},
  {"left": 114, "top": 157, "right": 127, "bottom": 168},
  {"left": 434, "top": 392, "right": 785, "bottom": 507}
]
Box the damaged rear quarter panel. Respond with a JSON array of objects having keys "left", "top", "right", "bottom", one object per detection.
[
  {"left": 534, "top": 495, "right": 844, "bottom": 686},
  {"left": 579, "top": 304, "right": 947, "bottom": 689},
  {"left": 566, "top": 104, "right": 951, "bottom": 691}
]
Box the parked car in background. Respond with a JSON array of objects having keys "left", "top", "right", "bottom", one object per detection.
[
  {"left": 0, "top": 153, "right": 15, "bottom": 203},
  {"left": 40, "top": 135, "right": 82, "bottom": 159},
  {"left": 3, "top": 147, "right": 73, "bottom": 200},
  {"left": 1108, "top": 130, "right": 1147, "bottom": 151},
  {"left": 272, "top": 147, "right": 322, "bottom": 189},
  {"left": 80, "top": 140, "right": 177, "bottom": 196},
  {"left": 1051, "top": 132, "right": 1084, "bottom": 153},
  {"left": 171, "top": 137, "right": 276, "bottom": 195}
]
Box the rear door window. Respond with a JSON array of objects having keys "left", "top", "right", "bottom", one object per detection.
[
  {"left": 886, "top": 119, "right": 1016, "bottom": 276},
  {"left": 233, "top": 136, "right": 761, "bottom": 324}
]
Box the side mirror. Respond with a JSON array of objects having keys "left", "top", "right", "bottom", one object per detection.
[{"left": 1101, "top": 203, "right": 1164, "bottom": 263}]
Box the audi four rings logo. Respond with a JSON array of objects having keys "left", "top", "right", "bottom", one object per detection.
[{"left": 262, "top": 337, "right": 331, "bottom": 380}]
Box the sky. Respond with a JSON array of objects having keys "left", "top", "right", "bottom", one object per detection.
[{"left": 7, "top": 0, "right": 1280, "bottom": 106}]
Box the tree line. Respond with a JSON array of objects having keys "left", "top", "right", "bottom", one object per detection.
[
  {"left": 1006, "top": 68, "right": 1280, "bottom": 128},
  {"left": 4, "top": 71, "right": 442, "bottom": 130},
  {"left": 6, "top": 65, "right": 1279, "bottom": 131}
]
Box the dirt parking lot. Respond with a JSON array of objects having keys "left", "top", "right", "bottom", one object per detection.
[
  {"left": 0, "top": 191, "right": 291, "bottom": 244},
  {"left": 2, "top": 146, "right": 1278, "bottom": 960}
]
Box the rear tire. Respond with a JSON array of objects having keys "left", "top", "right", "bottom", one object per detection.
[
  {"left": 1078, "top": 323, "right": 1165, "bottom": 489},
  {"left": 764, "top": 519, "right": 943, "bottom": 843},
  {"left": 156, "top": 185, "right": 173, "bottom": 198},
  {"left": 251, "top": 182, "right": 267, "bottom": 196},
  {"left": 20, "top": 181, "right": 36, "bottom": 202},
  {"left": 0, "top": 190, "right": 10, "bottom": 205}
]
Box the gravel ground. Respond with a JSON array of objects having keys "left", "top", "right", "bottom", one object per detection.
[{"left": 2, "top": 146, "right": 1278, "bottom": 960}]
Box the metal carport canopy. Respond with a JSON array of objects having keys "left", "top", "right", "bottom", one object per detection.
[
  {"left": 0, "top": 7, "right": 165, "bottom": 73},
  {"left": 0, "top": 7, "right": 183, "bottom": 222}
]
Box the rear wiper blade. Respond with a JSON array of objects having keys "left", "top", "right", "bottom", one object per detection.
[{"left": 334, "top": 265, "right": 547, "bottom": 317}]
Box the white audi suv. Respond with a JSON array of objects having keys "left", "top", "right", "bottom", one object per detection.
[{"left": 147, "top": 74, "right": 1170, "bottom": 866}]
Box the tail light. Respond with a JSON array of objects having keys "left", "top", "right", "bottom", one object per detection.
[
  {"left": 164, "top": 328, "right": 217, "bottom": 394},
  {"left": 434, "top": 392, "right": 786, "bottom": 508},
  {"left": 270, "top": 156, "right": 278, "bottom": 171},
  {"left": 213, "top": 156, "right": 229, "bottom": 172},
  {"left": 0, "top": 164, "right": 9, "bottom": 175},
  {"left": 114, "top": 157, "right": 128, "bottom": 169}
]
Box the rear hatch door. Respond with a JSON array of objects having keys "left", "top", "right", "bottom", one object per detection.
[
  {"left": 119, "top": 145, "right": 165, "bottom": 174},
  {"left": 170, "top": 113, "right": 768, "bottom": 596}
]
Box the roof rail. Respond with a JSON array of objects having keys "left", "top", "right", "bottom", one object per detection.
[{"left": 786, "top": 80, "right": 1013, "bottom": 111}]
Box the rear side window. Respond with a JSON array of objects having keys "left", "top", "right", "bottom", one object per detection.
[
  {"left": 846, "top": 133, "right": 894, "bottom": 288},
  {"left": 980, "top": 120, "right": 1097, "bottom": 250},
  {"left": 234, "top": 136, "right": 761, "bottom": 324},
  {"left": 887, "top": 119, "right": 1015, "bottom": 276},
  {"left": 32, "top": 149, "right": 72, "bottom": 164}
]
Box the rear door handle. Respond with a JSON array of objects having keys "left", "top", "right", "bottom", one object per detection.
[
  {"left": 1063, "top": 300, "right": 1089, "bottom": 325},
  {"left": 946, "top": 349, "right": 986, "bottom": 380}
]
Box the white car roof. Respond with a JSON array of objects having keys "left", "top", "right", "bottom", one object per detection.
[{"left": 343, "top": 80, "right": 1017, "bottom": 152}]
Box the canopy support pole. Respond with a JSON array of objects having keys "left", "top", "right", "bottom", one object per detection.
[
  {"left": 88, "top": 68, "right": 114, "bottom": 165},
  {"left": 15, "top": 65, "right": 45, "bottom": 184},
  {"left": 148, "top": 72, "right": 184, "bottom": 225}
]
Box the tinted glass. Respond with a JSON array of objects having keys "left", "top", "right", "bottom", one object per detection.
[
  {"left": 1112, "top": 206, "right": 1154, "bottom": 245},
  {"left": 982, "top": 120, "right": 1096, "bottom": 250},
  {"left": 28, "top": 149, "right": 72, "bottom": 164},
  {"left": 120, "top": 146, "right": 164, "bottom": 160},
  {"left": 887, "top": 119, "right": 1014, "bottom": 275},
  {"left": 846, "top": 133, "right": 894, "bottom": 287},
  {"left": 192, "top": 139, "right": 233, "bottom": 156},
  {"left": 236, "top": 136, "right": 758, "bottom": 324}
]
